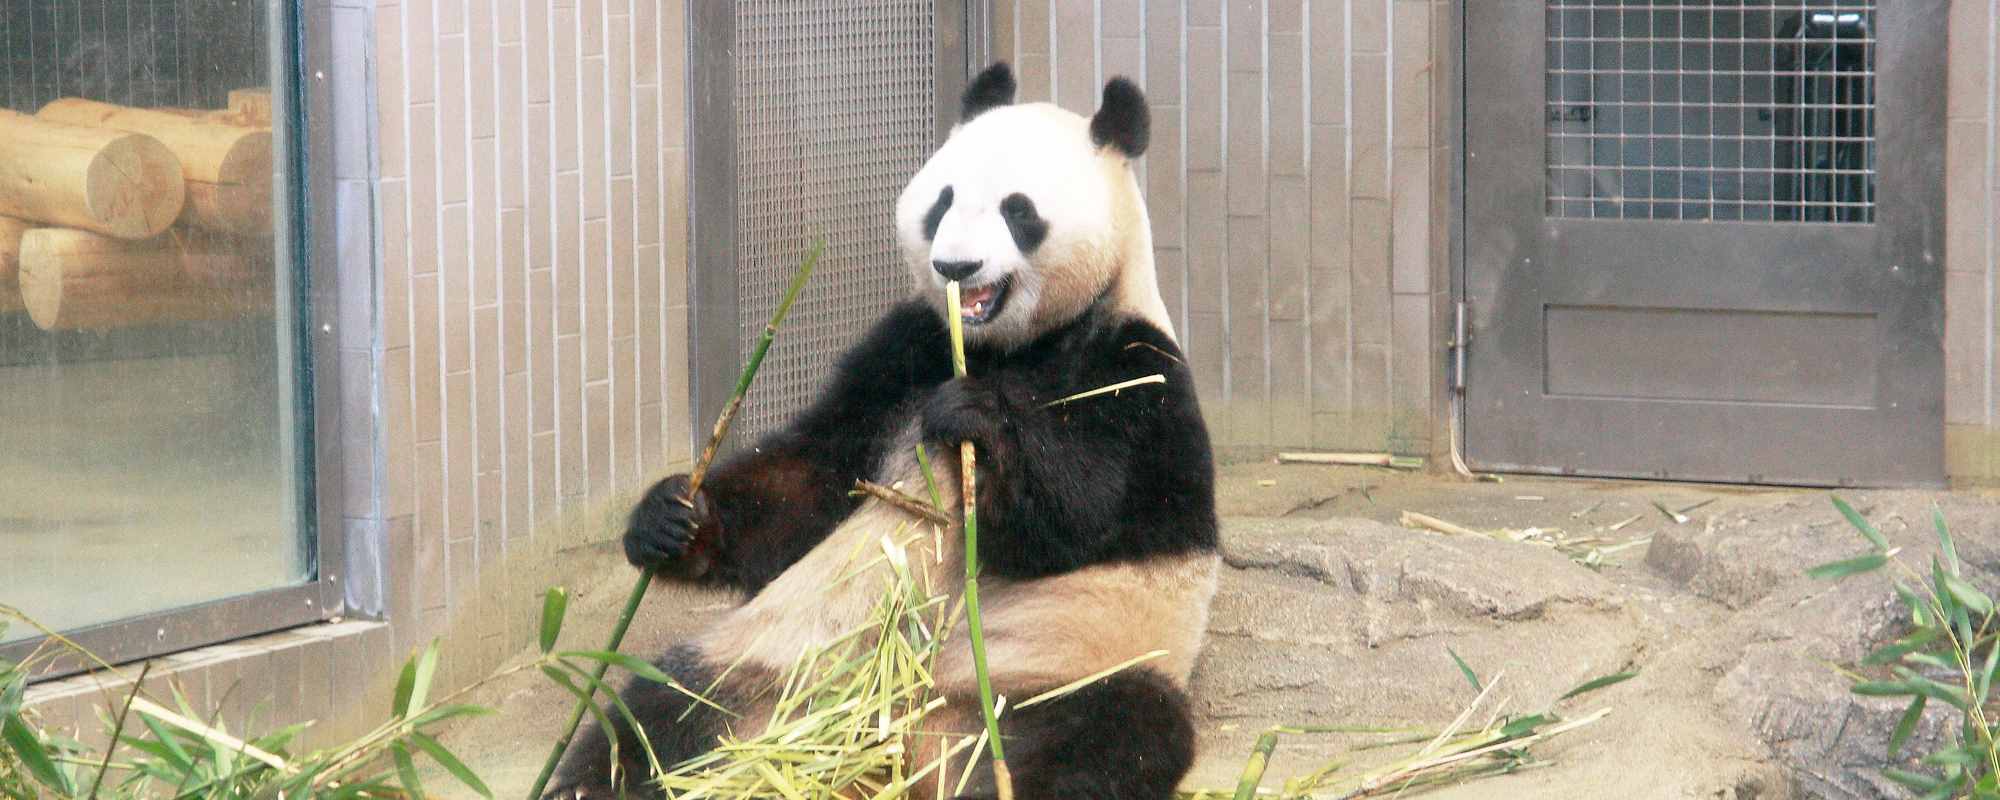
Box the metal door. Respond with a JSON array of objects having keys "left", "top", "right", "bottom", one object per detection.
[{"left": 1463, "top": 1, "right": 1946, "bottom": 487}]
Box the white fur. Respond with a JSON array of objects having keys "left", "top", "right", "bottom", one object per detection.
[{"left": 894, "top": 102, "right": 1176, "bottom": 348}]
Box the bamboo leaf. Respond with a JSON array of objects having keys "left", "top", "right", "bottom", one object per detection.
[
  {"left": 392, "top": 652, "right": 420, "bottom": 718},
  {"left": 409, "top": 639, "right": 441, "bottom": 715},
  {"left": 540, "top": 666, "right": 623, "bottom": 762},
  {"left": 1922, "top": 746, "right": 1984, "bottom": 768},
  {"left": 1808, "top": 553, "right": 1889, "bottom": 580},
  {"left": 0, "top": 672, "right": 23, "bottom": 721},
  {"left": 1850, "top": 681, "right": 1917, "bottom": 698},
  {"left": 137, "top": 712, "right": 194, "bottom": 773},
  {"left": 1558, "top": 670, "right": 1637, "bottom": 701},
  {"left": 1943, "top": 573, "right": 1994, "bottom": 618},
  {"left": 1497, "top": 713, "right": 1558, "bottom": 739},
  {"left": 1889, "top": 695, "right": 1926, "bottom": 759},
  {"left": 1935, "top": 506, "right": 1960, "bottom": 575},
  {"left": 1447, "top": 647, "right": 1482, "bottom": 693},
  {"left": 410, "top": 732, "right": 494, "bottom": 799},
  {"left": 1883, "top": 768, "right": 1943, "bottom": 793},
  {"left": 1832, "top": 496, "right": 1889, "bottom": 552},
  {"left": 540, "top": 587, "right": 569, "bottom": 654},
  {"left": 3, "top": 716, "right": 72, "bottom": 794},
  {"left": 392, "top": 741, "right": 426, "bottom": 799},
  {"left": 1865, "top": 628, "right": 1941, "bottom": 666},
  {"left": 557, "top": 650, "right": 673, "bottom": 685},
  {"left": 1892, "top": 668, "right": 1971, "bottom": 711},
  {"left": 409, "top": 703, "right": 498, "bottom": 729},
  {"left": 1984, "top": 640, "right": 2000, "bottom": 708}
]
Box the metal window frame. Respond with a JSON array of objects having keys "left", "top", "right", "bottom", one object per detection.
[
  {"left": 688, "top": 0, "right": 973, "bottom": 450},
  {"left": 4, "top": 0, "right": 345, "bottom": 677}
]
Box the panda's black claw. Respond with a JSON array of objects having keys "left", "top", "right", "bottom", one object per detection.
[
  {"left": 624, "top": 474, "right": 714, "bottom": 571},
  {"left": 921, "top": 378, "right": 1010, "bottom": 455}
]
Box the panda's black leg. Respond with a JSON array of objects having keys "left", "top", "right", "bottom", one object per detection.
[
  {"left": 543, "top": 644, "right": 737, "bottom": 799},
  {"left": 954, "top": 669, "right": 1196, "bottom": 800}
]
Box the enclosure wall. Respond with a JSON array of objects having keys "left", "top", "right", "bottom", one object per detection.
[
  {"left": 1005, "top": 0, "right": 1998, "bottom": 483},
  {"left": 1943, "top": 0, "right": 2000, "bottom": 485},
  {"left": 368, "top": 0, "right": 697, "bottom": 674},
  {"left": 992, "top": 0, "right": 1456, "bottom": 458}
]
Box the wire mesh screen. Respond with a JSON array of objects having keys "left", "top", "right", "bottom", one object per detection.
[
  {"left": 2, "top": 0, "right": 267, "bottom": 114},
  {"left": 1545, "top": 1, "right": 1877, "bottom": 223},
  {"left": 733, "top": 1, "right": 939, "bottom": 438}
]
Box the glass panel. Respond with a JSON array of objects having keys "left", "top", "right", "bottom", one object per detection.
[
  {"left": 0, "top": 0, "right": 307, "bottom": 643},
  {"left": 1545, "top": 0, "right": 1878, "bottom": 224}
]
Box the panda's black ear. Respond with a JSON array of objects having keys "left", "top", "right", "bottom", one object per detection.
[
  {"left": 962, "top": 62, "right": 1016, "bottom": 121},
  {"left": 1089, "top": 77, "right": 1149, "bottom": 158}
]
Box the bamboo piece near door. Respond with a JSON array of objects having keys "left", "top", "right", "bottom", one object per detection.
[
  {"left": 17, "top": 227, "right": 263, "bottom": 331},
  {"left": 38, "top": 98, "right": 274, "bottom": 236},
  {"left": 0, "top": 217, "right": 27, "bottom": 313},
  {"left": 0, "top": 110, "right": 185, "bottom": 240}
]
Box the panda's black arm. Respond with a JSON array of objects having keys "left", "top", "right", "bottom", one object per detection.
[
  {"left": 939, "top": 320, "right": 1217, "bottom": 579},
  {"left": 690, "top": 301, "right": 954, "bottom": 595}
]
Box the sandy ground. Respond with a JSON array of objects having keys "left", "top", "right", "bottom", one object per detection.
[{"left": 419, "top": 461, "right": 2000, "bottom": 799}]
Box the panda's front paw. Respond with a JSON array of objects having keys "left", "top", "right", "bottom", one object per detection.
[
  {"left": 624, "top": 474, "right": 717, "bottom": 573},
  {"left": 922, "top": 378, "right": 1010, "bottom": 456}
]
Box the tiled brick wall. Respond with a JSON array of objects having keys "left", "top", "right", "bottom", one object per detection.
[
  {"left": 1944, "top": 0, "right": 1999, "bottom": 484},
  {"left": 369, "top": 0, "right": 694, "bottom": 678},
  {"left": 994, "top": 0, "right": 1454, "bottom": 457}
]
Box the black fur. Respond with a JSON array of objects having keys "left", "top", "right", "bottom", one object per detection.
[
  {"left": 962, "top": 62, "right": 1017, "bottom": 121},
  {"left": 571, "top": 296, "right": 1216, "bottom": 797},
  {"left": 1089, "top": 77, "right": 1150, "bottom": 157},
  {"left": 999, "top": 193, "right": 1049, "bottom": 254},
  {"left": 952, "top": 670, "right": 1196, "bottom": 800},
  {"left": 623, "top": 301, "right": 953, "bottom": 596},
  {"left": 922, "top": 185, "right": 954, "bottom": 241}
]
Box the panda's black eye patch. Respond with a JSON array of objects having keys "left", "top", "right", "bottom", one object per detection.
[
  {"left": 999, "top": 193, "right": 1048, "bottom": 253},
  {"left": 922, "top": 186, "right": 954, "bottom": 241}
]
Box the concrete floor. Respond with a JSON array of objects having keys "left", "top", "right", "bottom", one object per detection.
[{"left": 416, "top": 461, "right": 2000, "bottom": 799}]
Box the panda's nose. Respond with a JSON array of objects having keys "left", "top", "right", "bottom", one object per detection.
[{"left": 932, "top": 259, "right": 982, "bottom": 282}]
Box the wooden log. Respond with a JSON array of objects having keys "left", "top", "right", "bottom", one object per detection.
[
  {"left": 17, "top": 227, "right": 267, "bottom": 331},
  {"left": 0, "top": 217, "right": 26, "bottom": 312},
  {"left": 0, "top": 110, "right": 185, "bottom": 239},
  {"left": 38, "top": 98, "right": 273, "bottom": 236},
  {"left": 227, "top": 88, "right": 272, "bottom": 127},
  {"left": 174, "top": 228, "right": 271, "bottom": 286}
]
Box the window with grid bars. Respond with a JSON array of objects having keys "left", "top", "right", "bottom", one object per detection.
[{"left": 1545, "top": 1, "right": 1877, "bottom": 223}]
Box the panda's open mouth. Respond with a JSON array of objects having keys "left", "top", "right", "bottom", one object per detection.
[{"left": 957, "top": 277, "right": 1012, "bottom": 325}]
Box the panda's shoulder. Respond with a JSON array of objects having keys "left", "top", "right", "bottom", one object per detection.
[{"left": 1084, "top": 313, "right": 1192, "bottom": 379}]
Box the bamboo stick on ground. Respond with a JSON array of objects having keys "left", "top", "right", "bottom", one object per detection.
[
  {"left": 526, "top": 239, "right": 821, "bottom": 800},
  {"left": 0, "top": 110, "right": 184, "bottom": 239}
]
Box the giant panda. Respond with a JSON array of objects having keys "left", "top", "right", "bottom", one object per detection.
[{"left": 548, "top": 62, "right": 1218, "bottom": 800}]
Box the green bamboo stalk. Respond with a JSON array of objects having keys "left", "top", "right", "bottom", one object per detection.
[
  {"left": 527, "top": 238, "right": 822, "bottom": 800},
  {"left": 946, "top": 281, "right": 1014, "bottom": 800}
]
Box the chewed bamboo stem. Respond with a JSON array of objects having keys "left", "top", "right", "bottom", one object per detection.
[
  {"left": 527, "top": 238, "right": 822, "bottom": 800},
  {"left": 946, "top": 280, "right": 1013, "bottom": 800}
]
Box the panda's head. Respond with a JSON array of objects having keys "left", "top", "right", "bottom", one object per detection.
[{"left": 895, "top": 62, "right": 1166, "bottom": 348}]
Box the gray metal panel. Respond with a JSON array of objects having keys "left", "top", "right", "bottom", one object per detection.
[
  {"left": 690, "top": 0, "right": 741, "bottom": 449},
  {"left": 698, "top": 0, "right": 966, "bottom": 445},
  {"left": 1463, "top": 1, "right": 1945, "bottom": 487}
]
